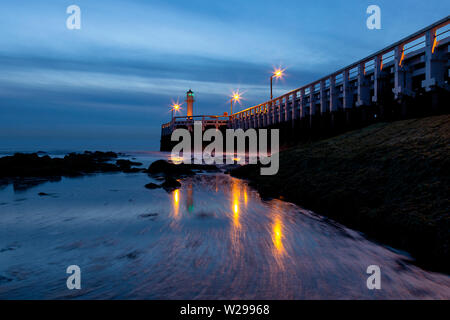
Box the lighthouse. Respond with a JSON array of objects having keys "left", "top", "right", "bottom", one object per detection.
[{"left": 186, "top": 89, "right": 194, "bottom": 118}]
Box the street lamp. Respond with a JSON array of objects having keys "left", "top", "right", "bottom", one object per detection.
[
  {"left": 270, "top": 68, "right": 284, "bottom": 100},
  {"left": 230, "top": 91, "right": 241, "bottom": 116}
]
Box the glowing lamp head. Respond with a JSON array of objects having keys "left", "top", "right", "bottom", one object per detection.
[
  {"left": 273, "top": 68, "right": 284, "bottom": 78},
  {"left": 173, "top": 104, "right": 180, "bottom": 110},
  {"left": 231, "top": 90, "right": 242, "bottom": 103}
]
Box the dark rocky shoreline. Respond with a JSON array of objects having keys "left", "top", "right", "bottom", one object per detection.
[
  {"left": 145, "top": 159, "right": 220, "bottom": 191},
  {"left": 231, "top": 115, "right": 450, "bottom": 273},
  {"left": 0, "top": 152, "right": 221, "bottom": 192},
  {"left": 0, "top": 151, "right": 144, "bottom": 191}
]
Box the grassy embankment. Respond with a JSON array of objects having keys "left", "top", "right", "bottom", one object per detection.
[{"left": 231, "top": 115, "right": 450, "bottom": 272}]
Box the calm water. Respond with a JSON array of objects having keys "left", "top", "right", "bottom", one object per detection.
[{"left": 0, "top": 152, "right": 449, "bottom": 299}]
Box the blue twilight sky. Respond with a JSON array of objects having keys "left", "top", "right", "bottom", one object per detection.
[{"left": 0, "top": 0, "right": 448, "bottom": 151}]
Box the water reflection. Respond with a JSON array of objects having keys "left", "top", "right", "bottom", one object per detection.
[
  {"left": 231, "top": 180, "right": 241, "bottom": 230},
  {"left": 272, "top": 216, "right": 285, "bottom": 256},
  {"left": 243, "top": 188, "right": 248, "bottom": 207},
  {"left": 229, "top": 179, "right": 244, "bottom": 257},
  {"left": 186, "top": 183, "right": 194, "bottom": 213},
  {"left": 172, "top": 188, "right": 180, "bottom": 220},
  {"left": 1, "top": 169, "right": 449, "bottom": 299}
]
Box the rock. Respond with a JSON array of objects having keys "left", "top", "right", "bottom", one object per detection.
[
  {"left": 0, "top": 243, "right": 20, "bottom": 252},
  {"left": 0, "top": 151, "right": 141, "bottom": 190},
  {"left": 0, "top": 275, "right": 12, "bottom": 284},
  {"left": 116, "top": 159, "right": 143, "bottom": 170},
  {"left": 145, "top": 183, "right": 161, "bottom": 189},
  {"left": 38, "top": 192, "right": 49, "bottom": 196},
  {"left": 123, "top": 168, "right": 145, "bottom": 173},
  {"left": 184, "top": 163, "right": 220, "bottom": 172},
  {"left": 122, "top": 250, "right": 140, "bottom": 260},
  {"left": 139, "top": 213, "right": 159, "bottom": 218},
  {"left": 83, "top": 151, "right": 118, "bottom": 160},
  {"left": 196, "top": 212, "right": 215, "bottom": 219},
  {"left": 147, "top": 160, "right": 219, "bottom": 176},
  {"left": 147, "top": 160, "right": 193, "bottom": 176},
  {"left": 161, "top": 177, "right": 181, "bottom": 190}
]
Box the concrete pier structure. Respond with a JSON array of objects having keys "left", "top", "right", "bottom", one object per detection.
[{"left": 161, "top": 17, "right": 449, "bottom": 151}]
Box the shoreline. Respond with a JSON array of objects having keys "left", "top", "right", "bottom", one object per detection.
[
  {"left": 1, "top": 126, "right": 448, "bottom": 274},
  {"left": 230, "top": 114, "right": 450, "bottom": 273}
]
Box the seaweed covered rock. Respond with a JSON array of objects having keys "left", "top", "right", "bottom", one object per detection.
[
  {"left": 147, "top": 160, "right": 193, "bottom": 176},
  {"left": 161, "top": 177, "right": 181, "bottom": 191},
  {"left": 144, "top": 183, "right": 161, "bottom": 189},
  {"left": 0, "top": 151, "right": 142, "bottom": 191},
  {"left": 147, "top": 160, "right": 219, "bottom": 176}
]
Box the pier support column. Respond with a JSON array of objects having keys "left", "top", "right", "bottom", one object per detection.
[
  {"left": 422, "top": 28, "right": 444, "bottom": 92},
  {"left": 284, "top": 96, "right": 289, "bottom": 122},
  {"left": 329, "top": 75, "right": 339, "bottom": 129},
  {"left": 393, "top": 44, "right": 406, "bottom": 100},
  {"left": 393, "top": 44, "right": 415, "bottom": 117},
  {"left": 372, "top": 54, "right": 384, "bottom": 119},
  {"left": 263, "top": 104, "right": 268, "bottom": 127},
  {"left": 343, "top": 69, "right": 353, "bottom": 126},
  {"left": 291, "top": 91, "right": 298, "bottom": 128},
  {"left": 257, "top": 107, "right": 261, "bottom": 128},
  {"left": 372, "top": 54, "right": 383, "bottom": 104},
  {"left": 260, "top": 106, "right": 264, "bottom": 128},
  {"left": 262, "top": 107, "right": 266, "bottom": 128},
  {"left": 299, "top": 89, "right": 306, "bottom": 138},
  {"left": 308, "top": 85, "right": 316, "bottom": 128},
  {"left": 275, "top": 101, "right": 279, "bottom": 124},
  {"left": 278, "top": 98, "right": 282, "bottom": 123},
  {"left": 261, "top": 107, "right": 264, "bottom": 128},
  {"left": 268, "top": 101, "right": 275, "bottom": 126},
  {"left": 319, "top": 80, "right": 328, "bottom": 133},
  {"left": 320, "top": 80, "right": 326, "bottom": 114},
  {"left": 356, "top": 62, "right": 370, "bottom": 107},
  {"left": 356, "top": 62, "right": 370, "bottom": 124}
]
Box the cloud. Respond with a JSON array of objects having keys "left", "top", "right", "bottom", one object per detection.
[{"left": 0, "top": 0, "right": 448, "bottom": 151}]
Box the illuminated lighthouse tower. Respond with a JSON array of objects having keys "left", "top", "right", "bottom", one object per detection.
[{"left": 186, "top": 89, "right": 194, "bottom": 118}]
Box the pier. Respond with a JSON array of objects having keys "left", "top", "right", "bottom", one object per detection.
[{"left": 161, "top": 16, "right": 449, "bottom": 151}]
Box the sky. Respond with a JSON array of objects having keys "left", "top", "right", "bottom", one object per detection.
[{"left": 0, "top": 0, "right": 448, "bottom": 151}]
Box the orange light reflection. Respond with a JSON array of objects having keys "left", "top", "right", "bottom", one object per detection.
[{"left": 173, "top": 189, "right": 180, "bottom": 220}]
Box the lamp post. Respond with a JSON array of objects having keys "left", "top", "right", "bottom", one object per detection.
[{"left": 270, "top": 68, "right": 284, "bottom": 100}]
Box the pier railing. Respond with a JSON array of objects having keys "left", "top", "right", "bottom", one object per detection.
[
  {"left": 230, "top": 16, "right": 449, "bottom": 129},
  {"left": 160, "top": 16, "right": 449, "bottom": 139},
  {"left": 161, "top": 115, "right": 229, "bottom": 136}
]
